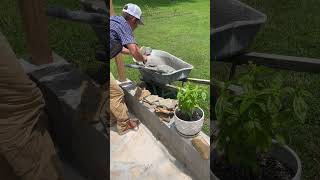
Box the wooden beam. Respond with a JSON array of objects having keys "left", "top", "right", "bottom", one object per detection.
[
  {"left": 109, "top": 0, "right": 126, "bottom": 82},
  {"left": 231, "top": 52, "right": 320, "bottom": 73},
  {"left": 109, "top": 0, "right": 115, "bottom": 16},
  {"left": 19, "top": 0, "right": 52, "bottom": 65}
]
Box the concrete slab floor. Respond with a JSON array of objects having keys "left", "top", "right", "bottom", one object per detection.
[{"left": 110, "top": 116, "right": 193, "bottom": 180}]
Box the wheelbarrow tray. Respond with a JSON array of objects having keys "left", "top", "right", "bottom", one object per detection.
[
  {"left": 211, "top": 0, "right": 267, "bottom": 61},
  {"left": 133, "top": 50, "right": 193, "bottom": 84}
]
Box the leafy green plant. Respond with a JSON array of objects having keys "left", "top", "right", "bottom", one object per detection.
[
  {"left": 214, "top": 63, "right": 311, "bottom": 173},
  {"left": 177, "top": 84, "right": 207, "bottom": 119}
]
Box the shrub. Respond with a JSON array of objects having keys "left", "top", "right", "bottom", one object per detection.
[
  {"left": 214, "top": 63, "right": 311, "bottom": 172},
  {"left": 177, "top": 84, "right": 207, "bottom": 119}
]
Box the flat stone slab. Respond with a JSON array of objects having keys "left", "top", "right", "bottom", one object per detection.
[{"left": 110, "top": 120, "right": 192, "bottom": 180}]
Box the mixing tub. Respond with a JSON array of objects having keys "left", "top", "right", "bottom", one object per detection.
[{"left": 132, "top": 50, "right": 193, "bottom": 84}]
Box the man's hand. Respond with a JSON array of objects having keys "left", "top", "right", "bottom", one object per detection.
[{"left": 142, "top": 55, "right": 148, "bottom": 64}]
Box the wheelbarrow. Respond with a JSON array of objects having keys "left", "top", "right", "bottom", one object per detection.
[
  {"left": 211, "top": 0, "right": 320, "bottom": 154},
  {"left": 123, "top": 50, "right": 195, "bottom": 98},
  {"left": 210, "top": 0, "right": 267, "bottom": 124},
  {"left": 211, "top": 0, "right": 267, "bottom": 61},
  {"left": 211, "top": 0, "right": 320, "bottom": 77},
  {"left": 126, "top": 50, "right": 194, "bottom": 85}
]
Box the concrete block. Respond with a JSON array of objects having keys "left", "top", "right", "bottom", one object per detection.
[
  {"left": 20, "top": 53, "right": 68, "bottom": 74},
  {"left": 191, "top": 137, "right": 210, "bottom": 160}
]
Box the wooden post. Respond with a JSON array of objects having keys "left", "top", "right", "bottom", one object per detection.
[
  {"left": 109, "top": 0, "right": 115, "bottom": 16},
  {"left": 19, "top": 0, "right": 53, "bottom": 65},
  {"left": 110, "top": 0, "right": 126, "bottom": 81}
]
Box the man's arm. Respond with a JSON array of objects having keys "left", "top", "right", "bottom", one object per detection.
[
  {"left": 126, "top": 43, "right": 147, "bottom": 62},
  {"left": 121, "top": 47, "right": 131, "bottom": 55}
]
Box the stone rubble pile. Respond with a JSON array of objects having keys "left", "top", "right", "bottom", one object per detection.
[{"left": 135, "top": 87, "right": 178, "bottom": 122}]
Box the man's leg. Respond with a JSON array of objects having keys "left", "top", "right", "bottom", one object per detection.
[
  {"left": 1, "top": 112, "right": 63, "bottom": 180},
  {"left": 0, "top": 32, "right": 63, "bottom": 180},
  {"left": 109, "top": 73, "right": 131, "bottom": 133},
  {"left": 0, "top": 155, "right": 18, "bottom": 180},
  {"left": 99, "top": 84, "right": 116, "bottom": 127}
]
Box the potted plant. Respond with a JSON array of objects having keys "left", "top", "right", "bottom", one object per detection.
[
  {"left": 212, "top": 63, "right": 311, "bottom": 180},
  {"left": 174, "top": 84, "right": 207, "bottom": 136}
]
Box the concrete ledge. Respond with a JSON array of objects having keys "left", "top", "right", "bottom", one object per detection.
[
  {"left": 20, "top": 55, "right": 108, "bottom": 180},
  {"left": 123, "top": 83, "right": 210, "bottom": 180},
  {"left": 20, "top": 53, "right": 69, "bottom": 74}
]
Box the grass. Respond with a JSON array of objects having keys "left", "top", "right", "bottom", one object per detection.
[
  {"left": 0, "top": 0, "right": 210, "bottom": 135},
  {"left": 112, "top": 0, "right": 210, "bottom": 135},
  {"left": 212, "top": 0, "right": 320, "bottom": 179}
]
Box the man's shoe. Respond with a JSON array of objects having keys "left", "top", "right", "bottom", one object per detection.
[{"left": 118, "top": 118, "right": 140, "bottom": 135}]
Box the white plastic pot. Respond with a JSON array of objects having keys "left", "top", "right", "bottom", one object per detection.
[
  {"left": 174, "top": 107, "right": 204, "bottom": 136},
  {"left": 211, "top": 140, "right": 302, "bottom": 180}
]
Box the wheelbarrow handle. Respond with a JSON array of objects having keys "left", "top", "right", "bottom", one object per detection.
[{"left": 125, "top": 64, "right": 144, "bottom": 69}]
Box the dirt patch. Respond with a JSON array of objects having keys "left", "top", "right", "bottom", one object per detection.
[{"left": 176, "top": 109, "right": 202, "bottom": 122}]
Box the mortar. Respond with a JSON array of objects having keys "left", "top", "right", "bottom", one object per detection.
[{"left": 132, "top": 50, "right": 193, "bottom": 84}]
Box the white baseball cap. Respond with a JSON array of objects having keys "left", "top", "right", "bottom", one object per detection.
[{"left": 122, "top": 3, "right": 144, "bottom": 25}]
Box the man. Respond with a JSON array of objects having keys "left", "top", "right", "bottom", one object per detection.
[
  {"left": 110, "top": 3, "right": 147, "bottom": 61},
  {"left": 109, "top": 3, "right": 148, "bottom": 135},
  {"left": 0, "top": 32, "right": 63, "bottom": 179}
]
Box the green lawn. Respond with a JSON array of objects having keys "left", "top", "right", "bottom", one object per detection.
[
  {"left": 213, "top": 0, "right": 320, "bottom": 179},
  {"left": 112, "top": 0, "right": 210, "bottom": 135},
  {"left": 0, "top": 0, "right": 210, "bottom": 135}
]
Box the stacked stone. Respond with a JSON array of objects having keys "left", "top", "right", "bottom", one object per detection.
[{"left": 134, "top": 87, "right": 178, "bottom": 122}]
